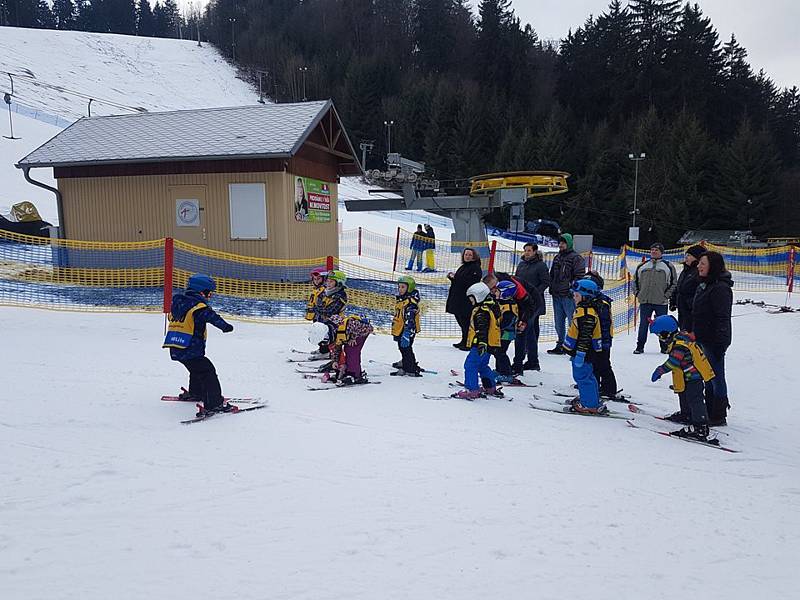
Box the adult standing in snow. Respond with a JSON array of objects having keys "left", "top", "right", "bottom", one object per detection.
[
  {"left": 423, "top": 224, "right": 436, "bottom": 272},
  {"left": 670, "top": 245, "right": 705, "bottom": 331},
  {"left": 513, "top": 242, "right": 550, "bottom": 371},
  {"left": 446, "top": 248, "right": 483, "bottom": 350},
  {"left": 691, "top": 251, "right": 733, "bottom": 426},
  {"left": 406, "top": 225, "right": 426, "bottom": 271},
  {"left": 163, "top": 274, "right": 234, "bottom": 415},
  {"left": 633, "top": 243, "right": 677, "bottom": 354},
  {"left": 547, "top": 233, "right": 586, "bottom": 355}
]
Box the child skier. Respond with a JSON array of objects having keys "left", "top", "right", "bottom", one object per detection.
[
  {"left": 562, "top": 279, "right": 604, "bottom": 414},
  {"left": 492, "top": 280, "right": 519, "bottom": 384},
  {"left": 583, "top": 271, "right": 620, "bottom": 400},
  {"left": 309, "top": 269, "right": 348, "bottom": 359},
  {"left": 306, "top": 268, "right": 328, "bottom": 355},
  {"left": 452, "top": 282, "right": 504, "bottom": 400},
  {"left": 163, "top": 274, "right": 234, "bottom": 416},
  {"left": 391, "top": 275, "right": 422, "bottom": 377},
  {"left": 649, "top": 315, "right": 717, "bottom": 443},
  {"left": 308, "top": 314, "right": 374, "bottom": 386}
]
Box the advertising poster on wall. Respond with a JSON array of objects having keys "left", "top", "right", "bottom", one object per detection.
[{"left": 294, "top": 176, "right": 331, "bottom": 223}]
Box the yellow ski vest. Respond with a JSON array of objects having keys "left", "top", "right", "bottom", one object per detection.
[
  {"left": 467, "top": 302, "right": 501, "bottom": 349},
  {"left": 163, "top": 303, "right": 207, "bottom": 349},
  {"left": 392, "top": 295, "right": 421, "bottom": 336}
]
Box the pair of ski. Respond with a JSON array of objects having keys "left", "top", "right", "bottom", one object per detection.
[
  {"left": 161, "top": 394, "right": 266, "bottom": 424},
  {"left": 528, "top": 396, "right": 630, "bottom": 419}
]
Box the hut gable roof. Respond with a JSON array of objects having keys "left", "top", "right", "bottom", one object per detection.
[{"left": 17, "top": 100, "right": 359, "bottom": 173}]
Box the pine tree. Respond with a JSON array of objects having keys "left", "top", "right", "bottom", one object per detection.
[
  {"left": 628, "top": 0, "right": 681, "bottom": 108},
  {"left": 37, "top": 0, "right": 56, "bottom": 27},
  {"left": 106, "top": 0, "right": 136, "bottom": 34},
  {"left": 53, "top": 0, "right": 75, "bottom": 29},
  {"left": 136, "top": 0, "right": 154, "bottom": 36},
  {"left": 712, "top": 118, "right": 781, "bottom": 235}
]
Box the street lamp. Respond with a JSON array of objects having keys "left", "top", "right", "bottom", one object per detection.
[
  {"left": 298, "top": 66, "right": 308, "bottom": 101},
  {"left": 229, "top": 18, "right": 236, "bottom": 61},
  {"left": 384, "top": 120, "right": 395, "bottom": 154},
  {"left": 628, "top": 152, "right": 646, "bottom": 229}
]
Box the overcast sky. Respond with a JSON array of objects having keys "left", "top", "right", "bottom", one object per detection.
[
  {"left": 489, "top": 0, "right": 798, "bottom": 89},
  {"left": 182, "top": 0, "right": 797, "bottom": 89}
]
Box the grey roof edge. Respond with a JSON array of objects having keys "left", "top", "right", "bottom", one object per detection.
[
  {"left": 17, "top": 152, "right": 294, "bottom": 169},
  {"left": 15, "top": 116, "right": 87, "bottom": 169}
]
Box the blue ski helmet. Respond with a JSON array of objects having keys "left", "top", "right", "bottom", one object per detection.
[
  {"left": 571, "top": 279, "right": 598, "bottom": 298},
  {"left": 495, "top": 280, "right": 517, "bottom": 300},
  {"left": 187, "top": 274, "right": 217, "bottom": 293},
  {"left": 650, "top": 315, "right": 679, "bottom": 336}
]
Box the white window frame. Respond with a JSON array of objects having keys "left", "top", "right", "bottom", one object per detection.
[{"left": 229, "top": 183, "right": 268, "bottom": 240}]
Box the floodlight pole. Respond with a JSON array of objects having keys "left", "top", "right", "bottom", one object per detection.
[{"left": 628, "top": 152, "right": 646, "bottom": 228}]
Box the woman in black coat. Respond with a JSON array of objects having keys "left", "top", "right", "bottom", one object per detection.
[
  {"left": 446, "top": 248, "right": 483, "bottom": 350},
  {"left": 691, "top": 251, "right": 733, "bottom": 426},
  {"left": 670, "top": 244, "right": 705, "bottom": 330}
]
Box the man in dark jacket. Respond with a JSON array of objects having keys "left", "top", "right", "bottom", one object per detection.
[
  {"left": 513, "top": 242, "right": 550, "bottom": 371},
  {"left": 163, "top": 274, "right": 234, "bottom": 414},
  {"left": 547, "top": 233, "right": 586, "bottom": 354},
  {"left": 692, "top": 251, "right": 733, "bottom": 426},
  {"left": 670, "top": 245, "right": 705, "bottom": 330}
]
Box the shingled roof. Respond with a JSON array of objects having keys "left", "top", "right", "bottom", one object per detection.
[{"left": 17, "top": 100, "right": 359, "bottom": 170}]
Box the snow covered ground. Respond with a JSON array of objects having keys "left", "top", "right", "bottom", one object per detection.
[
  {"left": 2, "top": 291, "right": 797, "bottom": 599},
  {"left": 0, "top": 26, "right": 259, "bottom": 121}
]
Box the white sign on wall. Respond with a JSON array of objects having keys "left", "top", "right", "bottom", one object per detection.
[{"left": 176, "top": 199, "right": 200, "bottom": 227}]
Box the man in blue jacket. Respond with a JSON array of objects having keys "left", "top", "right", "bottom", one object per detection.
[{"left": 163, "top": 274, "right": 234, "bottom": 414}]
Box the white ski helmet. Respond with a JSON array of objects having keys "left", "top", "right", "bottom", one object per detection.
[
  {"left": 466, "top": 282, "right": 491, "bottom": 304},
  {"left": 308, "top": 322, "right": 330, "bottom": 345}
]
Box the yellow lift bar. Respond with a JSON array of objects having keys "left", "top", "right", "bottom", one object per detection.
[{"left": 469, "top": 171, "right": 570, "bottom": 197}]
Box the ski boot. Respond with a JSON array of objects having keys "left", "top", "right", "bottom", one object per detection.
[
  {"left": 664, "top": 410, "right": 690, "bottom": 424},
  {"left": 483, "top": 386, "right": 505, "bottom": 398},
  {"left": 522, "top": 361, "right": 541, "bottom": 371},
  {"left": 392, "top": 360, "right": 403, "bottom": 369},
  {"left": 451, "top": 389, "right": 484, "bottom": 401},
  {"left": 178, "top": 388, "right": 198, "bottom": 402},
  {"left": 195, "top": 402, "right": 237, "bottom": 418},
  {"left": 671, "top": 424, "right": 719, "bottom": 445},
  {"left": 546, "top": 345, "right": 565, "bottom": 355},
  {"left": 494, "top": 373, "right": 516, "bottom": 385},
  {"left": 570, "top": 399, "right": 608, "bottom": 415}
]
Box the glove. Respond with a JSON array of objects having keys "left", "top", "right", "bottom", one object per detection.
[
  {"left": 222, "top": 323, "right": 234, "bottom": 333},
  {"left": 400, "top": 330, "right": 412, "bottom": 348},
  {"left": 668, "top": 302, "right": 677, "bottom": 312},
  {"left": 516, "top": 321, "right": 527, "bottom": 332},
  {"left": 573, "top": 351, "right": 585, "bottom": 368},
  {"left": 651, "top": 369, "right": 662, "bottom": 383},
  {"left": 477, "top": 342, "right": 488, "bottom": 356}
]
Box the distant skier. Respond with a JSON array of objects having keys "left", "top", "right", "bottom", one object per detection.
[
  {"left": 649, "top": 315, "right": 717, "bottom": 444},
  {"left": 452, "top": 282, "right": 503, "bottom": 400},
  {"left": 163, "top": 274, "right": 234, "bottom": 415},
  {"left": 562, "top": 279, "right": 604, "bottom": 414},
  {"left": 583, "top": 271, "right": 619, "bottom": 400},
  {"left": 309, "top": 314, "right": 374, "bottom": 386},
  {"left": 391, "top": 275, "right": 422, "bottom": 377}
]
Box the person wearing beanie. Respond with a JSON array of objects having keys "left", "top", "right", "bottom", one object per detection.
[
  {"left": 670, "top": 245, "right": 705, "bottom": 330},
  {"left": 546, "top": 233, "right": 586, "bottom": 355},
  {"left": 633, "top": 242, "right": 677, "bottom": 354}
]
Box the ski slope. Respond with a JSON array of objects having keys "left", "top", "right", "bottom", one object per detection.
[
  {"left": 2, "top": 291, "right": 797, "bottom": 599},
  {"left": 0, "top": 25, "right": 260, "bottom": 223},
  {"left": 0, "top": 26, "right": 259, "bottom": 121}
]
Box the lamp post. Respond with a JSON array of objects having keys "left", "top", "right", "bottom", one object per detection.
[
  {"left": 384, "top": 120, "right": 395, "bottom": 154},
  {"left": 628, "top": 152, "right": 646, "bottom": 228},
  {"left": 298, "top": 66, "right": 308, "bottom": 101},
  {"left": 229, "top": 18, "right": 236, "bottom": 61}
]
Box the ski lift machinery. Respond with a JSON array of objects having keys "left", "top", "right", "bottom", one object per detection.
[{"left": 347, "top": 152, "right": 570, "bottom": 251}]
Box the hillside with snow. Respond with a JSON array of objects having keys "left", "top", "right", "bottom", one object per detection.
[{"left": 0, "top": 26, "right": 260, "bottom": 223}]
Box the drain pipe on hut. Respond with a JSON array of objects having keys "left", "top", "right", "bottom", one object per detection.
[{"left": 21, "top": 166, "right": 64, "bottom": 239}]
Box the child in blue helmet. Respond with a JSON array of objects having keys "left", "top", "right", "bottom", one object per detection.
[
  {"left": 163, "top": 274, "right": 234, "bottom": 415},
  {"left": 584, "top": 271, "right": 620, "bottom": 399},
  {"left": 649, "top": 315, "right": 717, "bottom": 443},
  {"left": 492, "top": 279, "right": 520, "bottom": 384},
  {"left": 563, "top": 279, "right": 604, "bottom": 414}
]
